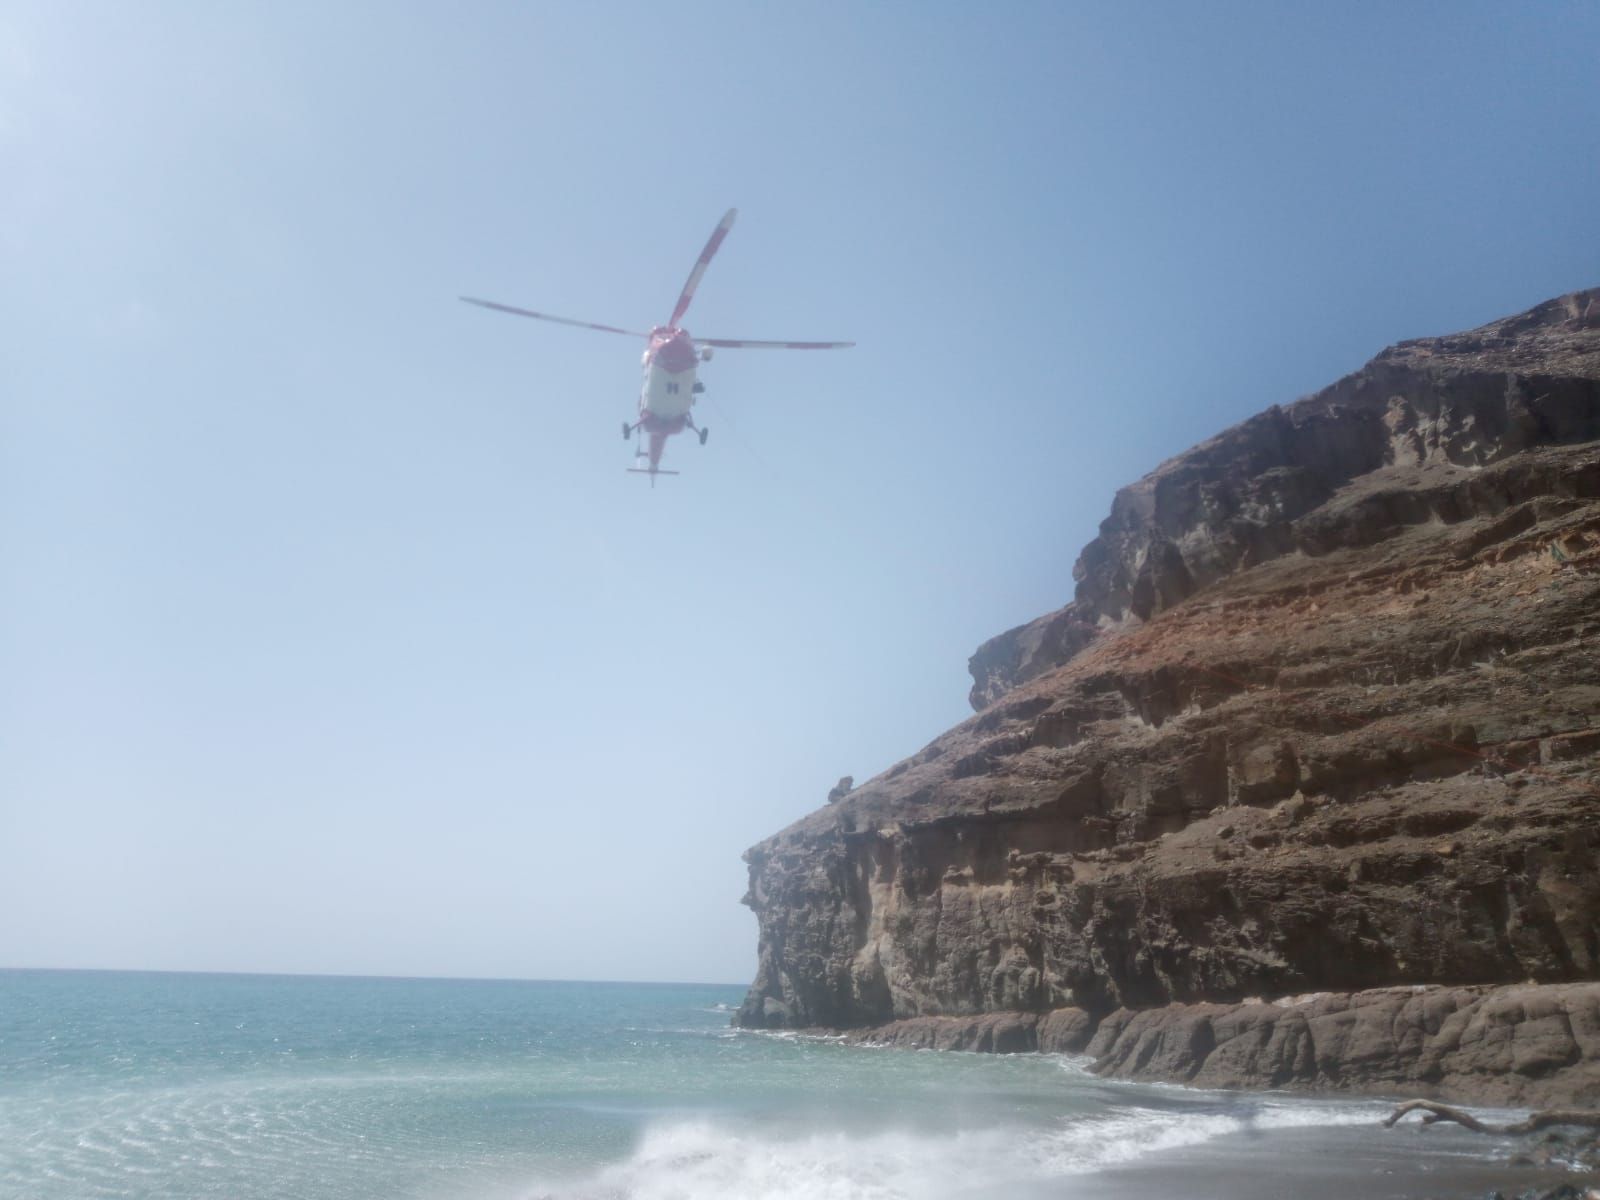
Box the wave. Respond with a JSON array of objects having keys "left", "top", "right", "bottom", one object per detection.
[
  {"left": 1035, "top": 1098, "right": 1388, "bottom": 1174},
  {"left": 532, "top": 1098, "right": 1394, "bottom": 1200},
  {"left": 740, "top": 1027, "right": 847, "bottom": 1044},
  {"left": 537, "top": 1121, "right": 1026, "bottom": 1200}
]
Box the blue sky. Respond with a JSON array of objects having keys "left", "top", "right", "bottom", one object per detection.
[{"left": 2, "top": 1, "right": 1596, "bottom": 984}]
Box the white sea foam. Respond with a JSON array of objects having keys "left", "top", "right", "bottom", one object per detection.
[
  {"left": 558, "top": 1121, "right": 1021, "bottom": 1200},
  {"left": 538, "top": 1098, "right": 1394, "bottom": 1200},
  {"left": 1035, "top": 1099, "right": 1388, "bottom": 1173}
]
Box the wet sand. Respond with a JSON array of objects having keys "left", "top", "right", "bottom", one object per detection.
[{"left": 1082, "top": 1122, "right": 1589, "bottom": 1200}]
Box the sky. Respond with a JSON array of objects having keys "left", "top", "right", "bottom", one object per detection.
[{"left": 2, "top": 1, "right": 1596, "bottom": 985}]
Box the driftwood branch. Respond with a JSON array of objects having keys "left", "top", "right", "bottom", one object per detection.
[{"left": 1385, "top": 1099, "right": 1600, "bottom": 1136}]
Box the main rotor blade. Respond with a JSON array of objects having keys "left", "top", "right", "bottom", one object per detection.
[
  {"left": 668, "top": 208, "right": 737, "bottom": 328},
  {"left": 460, "top": 297, "right": 645, "bottom": 338},
  {"left": 697, "top": 337, "right": 855, "bottom": 349}
]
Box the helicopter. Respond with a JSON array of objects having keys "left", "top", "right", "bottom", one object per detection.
[{"left": 462, "top": 209, "right": 853, "bottom": 483}]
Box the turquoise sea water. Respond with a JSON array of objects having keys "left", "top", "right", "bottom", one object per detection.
[{"left": 0, "top": 970, "right": 1546, "bottom": 1200}]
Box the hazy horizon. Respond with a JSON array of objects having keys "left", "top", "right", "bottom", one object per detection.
[{"left": 1, "top": 964, "right": 748, "bottom": 986}]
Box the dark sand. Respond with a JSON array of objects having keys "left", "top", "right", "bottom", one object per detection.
[{"left": 1083, "top": 1123, "right": 1590, "bottom": 1200}]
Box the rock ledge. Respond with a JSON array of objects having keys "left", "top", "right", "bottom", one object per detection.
[{"left": 846, "top": 981, "right": 1600, "bottom": 1107}]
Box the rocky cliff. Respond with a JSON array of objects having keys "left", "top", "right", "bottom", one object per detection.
[{"left": 736, "top": 290, "right": 1600, "bottom": 1103}]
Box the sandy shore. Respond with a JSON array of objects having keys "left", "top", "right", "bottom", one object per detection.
[{"left": 1078, "top": 1122, "right": 1589, "bottom": 1200}]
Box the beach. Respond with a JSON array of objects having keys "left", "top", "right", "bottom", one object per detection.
[{"left": 0, "top": 969, "right": 1572, "bottom": 1200}]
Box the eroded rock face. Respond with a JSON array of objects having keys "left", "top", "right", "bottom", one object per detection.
[
  {"left": 842, "top": 983, "right": 1600, "bottom": 1105},
  {"left": 969, "top": 290, "right": 1600, "bottom": 710},
  {"left": 837, "top": 982, "right": 1600, "bottom": 1105},
  {"left": 1086, "top": 982, "right": 1600, "bottom": 1105},
  {"left": 737, "top": 291, "right": 1600, "bottom": 1100},
  {"left": 842, "top": 1010, "right": 1044, "bottom": 1054}
]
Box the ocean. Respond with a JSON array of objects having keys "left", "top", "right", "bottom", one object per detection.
[{"left": 0, "top": 969, "right": 1562, "bottom": 1200}]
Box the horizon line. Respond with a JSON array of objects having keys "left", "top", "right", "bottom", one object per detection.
[{"left": 0, "top": 964, "right": 748, "bottom": 989}]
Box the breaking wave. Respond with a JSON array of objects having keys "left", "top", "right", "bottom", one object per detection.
[{"left": 536, "top": 1099, "right": 1391, "bottom": 1200}]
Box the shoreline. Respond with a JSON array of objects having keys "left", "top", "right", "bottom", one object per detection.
[{"left": 747, "top": 1023, "right": 1600, "bottom": 1199}]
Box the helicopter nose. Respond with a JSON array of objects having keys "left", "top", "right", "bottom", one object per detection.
[{"left": 655, "top": 333, "right": 697, "bottom": 373}]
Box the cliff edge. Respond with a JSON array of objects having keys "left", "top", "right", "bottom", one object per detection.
[{"left": 736, "top": 290, "right": 1600, "bottom": 1105}]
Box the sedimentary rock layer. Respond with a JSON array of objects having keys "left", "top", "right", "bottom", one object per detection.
[
  {"left": 737, "top": 290, "right": 1600, "bottom": 1101},
  {"left": 969, "top": 289, "right": 1600, "bottom": 710}
]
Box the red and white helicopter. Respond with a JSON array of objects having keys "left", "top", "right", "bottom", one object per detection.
[{"left": 462, "top": 209, "right": 853, "bottom": 482}]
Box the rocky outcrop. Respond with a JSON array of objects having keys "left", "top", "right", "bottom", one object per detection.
[
  {"left": 843, "top": 1010, "right": 1045, "bottom": 1054},
  {"left": 737, "top": 290, "right": 1600, "bottom": 1103},
  {"left": 843, "top": 982, "right": 1600, "bottom": 1106},
  {"left": 1086, "top": 982, "right": 1600, "bottom": 1106},
  {"left": 840, "top": 1005, "right": 1094, "bottom": 1055},
  {"left": 969, "top": 288, "right": 1600, "bottom": 709}
]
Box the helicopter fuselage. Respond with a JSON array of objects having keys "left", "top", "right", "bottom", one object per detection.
[
  {"left": 635, "top": 326, "right": 701, "bottom": 471},
  {"left": 640, "top": 326, "right": 698, "bottom": 417}
]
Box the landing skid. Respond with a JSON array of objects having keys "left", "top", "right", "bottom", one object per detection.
[{"left": 626, "top": 468, "right": 680, "bottom": 476}]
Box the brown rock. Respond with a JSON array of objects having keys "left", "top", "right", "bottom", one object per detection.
[
  {"left": 834, "top": 983, "right": 1600, "bottom": 1105},
  {"left": 1082, "top": 983, "right": 1600, "bottom": 1106},
  {"left": 1037, "top": 1006, "right": 1095, "bottom": 1054},
  {"left": 844, "top": 1011, "right": 1040, "bottom": 1053},
  {"left": 735, "top": 291, "right": 1600, "bottom": 1106}
]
